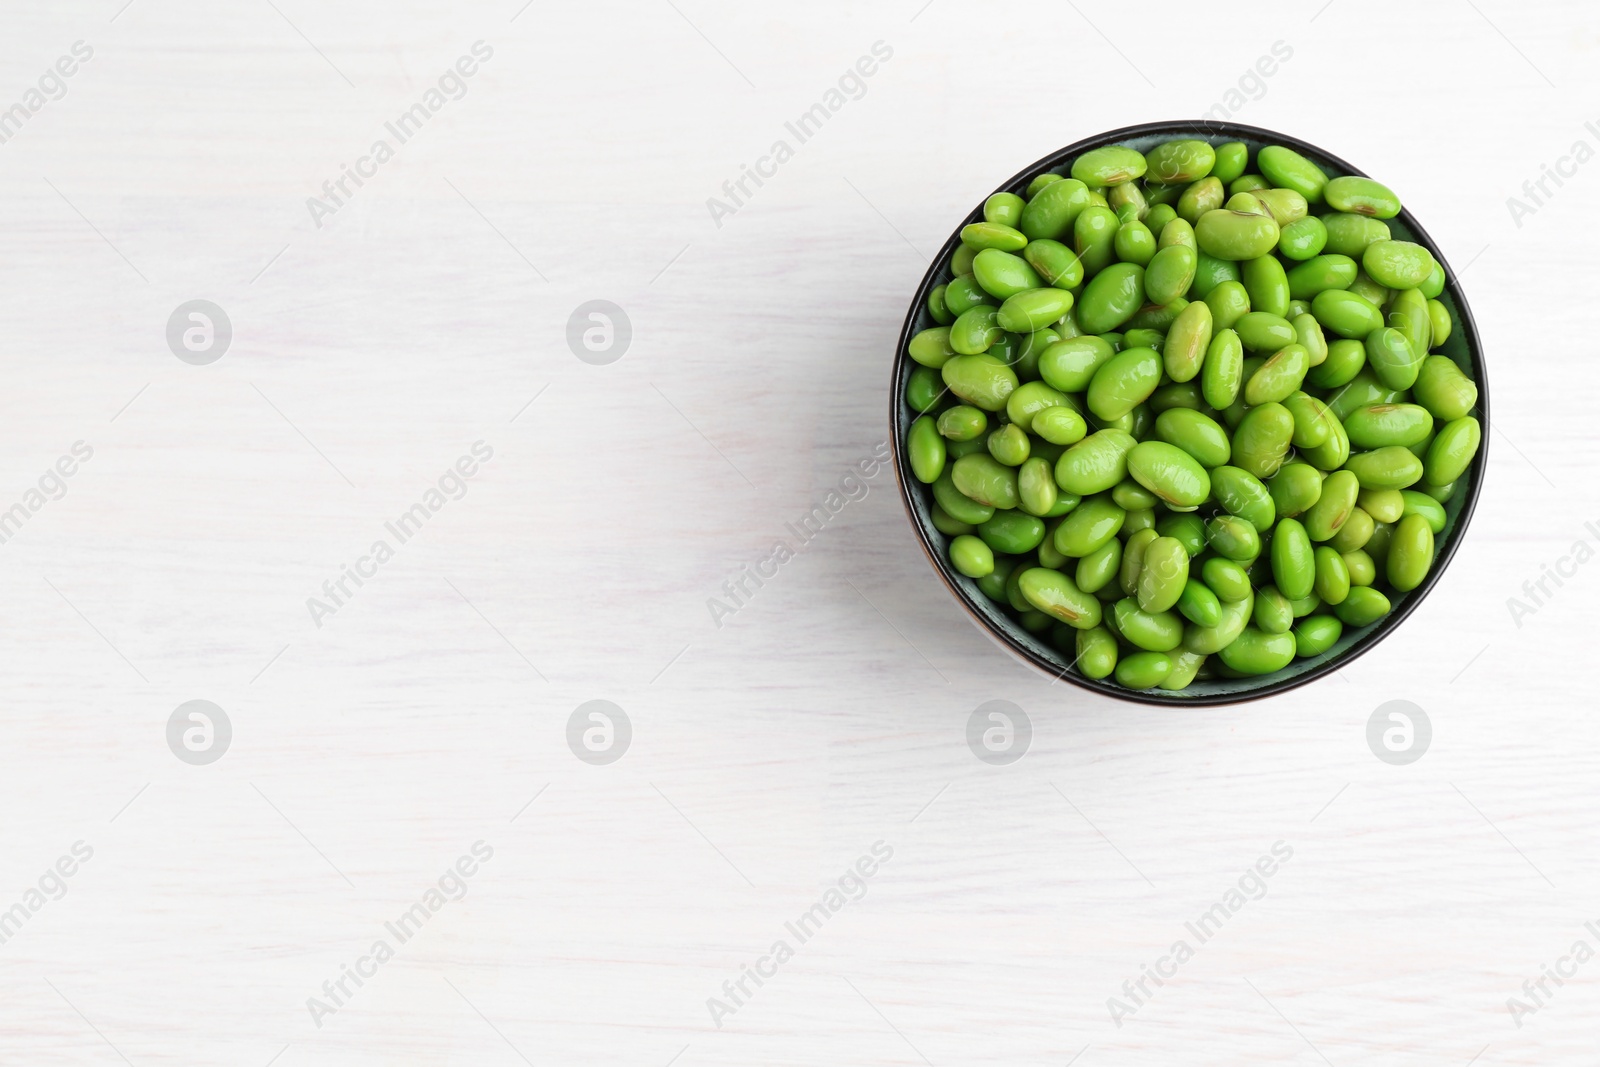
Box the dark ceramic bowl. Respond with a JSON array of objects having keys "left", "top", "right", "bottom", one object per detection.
[{"left": 890, "top": 119, "right": 1488, "bottom": 705}]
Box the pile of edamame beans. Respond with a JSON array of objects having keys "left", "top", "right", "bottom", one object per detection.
[{"left": 902, "top": 137, "right": 1481, "bottom": 693}]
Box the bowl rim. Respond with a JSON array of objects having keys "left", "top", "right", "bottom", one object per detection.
[{"left": 889, "top": 118, "right": 1490, "bottom": 707}]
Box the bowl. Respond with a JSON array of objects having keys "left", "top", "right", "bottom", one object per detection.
[{"left": 890, "top": 119, "right": 1488, "bottom": 705}]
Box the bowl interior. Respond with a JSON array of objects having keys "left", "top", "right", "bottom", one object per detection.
[{"left": 893, "top": 120, "right": 1487, "bottom": 705}]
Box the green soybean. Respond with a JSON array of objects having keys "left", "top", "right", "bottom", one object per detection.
[
  {"left": 953, "top": 453, "right": 1021, "bottom": 508},
  {"left": 1294, "top": 615, "right": 1342, "bottom": 657},
  {"left": 949, "top": 535, "right": 994, "bottom": 577},
  {"left": 1021, "top": 178, "right": 1093, "bottom": 241},
  {"left": 1231, "top": 401, "right": 1295, "bottom": 479},
  {"left": 1218, "top": 626, "right": 1296, "bottom": 674},
  {"left": 1333, "top": 585, "right": 1391, "bottom": 626},
  {"left": 1201, "top": 327, "right": 1245, "bottom": 409},
  {"left": 1087, "top": 345, "right": 1162, "bottom": 421},
  {"left": 1019, "top": 567, "right": 1103, "bottom": 627},
  {"left": 1054, "top": 494, "right": 1126, "bottom": 557},
  {"left": 942, "top": 353, "right": 1017, "bottom": 410},
  {"left": 908, "top": 416, "right": 946, "bottom": 483},
  {"left": 1425, "top": 416, "right": 1481, "bottom": 486},
  {"left": 1325, "top": 176, "right": 1402, "bottom": 218},
  {"left": 1077, "top": 262, "right": 1146, "bottom": 334}
]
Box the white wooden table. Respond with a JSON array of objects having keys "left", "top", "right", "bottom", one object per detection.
[{"left": 2, "top": 1, "right": 1597, "bottom": 1063}]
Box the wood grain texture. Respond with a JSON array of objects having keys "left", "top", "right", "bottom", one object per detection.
[{"left": 1, "top": 0, "right": 1598, "bottom": 1063}]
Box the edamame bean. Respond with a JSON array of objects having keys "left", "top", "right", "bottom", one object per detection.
[
  {"left": 1055, "top": 428, "right": 1138, "bottom": 496},
  {"left": 1054, "top": 494, "right": 1126, "bottom": 557},
  {"left": 1236, "top": 312, "right": 1296, "bottom": 352},
  {"left": 1277, "top": 215, "right": 1328, "bottom": 261},
  {"left": 1196, "top": 209, "right": 1281, "bottom": 261},
  {"left": 942, "top": 353, "right": 1017, "bottom": 410},
  {"left": 1344, "top": 446, "right": 1424, "bottom": 490},
  {"left": 1177, "top": 177, "right": 1225, "bottom": 224},
  {"left": 1161, "top": 301, "right": 1213, "bottom": 383},
  {"left": 1231, "top": 401, "right": 1295, "bottom": 479},
  {"left": 1324, "top": 176, "right": 1402, "bottom": 218},
  {"left": 1075, "top": 536, "right": 1122, "bottom": 594},
  {"left": 953, "top": 453, "right": 1021, "bottom": 508},
  {"left": 1245, "top": 343, "right": 1311, "bottom": 405},
  {"left": 1313, "top": 546, "right": 1350, "bottom": 605},
  {"left": 1333, "top": 585, "right": 1391, "bottom": 626},
  {"left": 961, "top": 221, "right": 1028, "bottom": 251},
  {"left": 1311, "top": 289, "right": 1384, "bottom": 338},
  {"left": 1427, "top": 299, "right": 1452, "bottom": 346},
  {"left": 1205, "top": 280, "right": 1252, "bottom": 331},
  {"left": 950, "top": 535, "right": 994, "bottom": 577},
  {"left": 1077, "top": 262, "right": 1146, "bottom": 334},
  {"left": 1268, "top": 462, "right": 1322, "bottom": 519},
  {"left": 1399, "top": 490, "right": 1446, "bottom": 534},
  {"left": 1243, "top": 255, "right": 1290, "bottom": 317},
  {"left": 1019, "top": 567, "right": 1103, "bottom": 627},
  {"left": 1114, "top": 222, "right": 1156, "bottom": 266},
  {"left": 1365, "top": 327, "right": 1423, "bottom": 391},
  {"left": 1218, "top": 626, "right": 1297, "bottom": 674},
  {"left": 1424, "top": 416, "right": 1481, "bottom": 486},
  {"left": 1077, "top": 625, "right": 1119, "bottom": 678},
  {"left": 988, "top": 423, "right": 1031, "bottom": 466},
  {"left": 1021, "top": 178, "right": 1093, "bottom": 240},
  {"left": 997, "top": 287, "right": 1075, "bottom": 333},
  {"left": 1362, "top": 240, "right": 1434, "bottom": 289},
  {"left": 985, "top": 192, "right": 1025, "bottom": 228},
  {"left": 1253, "top": 585, "right": 1294, "bottom": 634},
  {"left": 1033, "top": 405, "right": 1089, "bottom": 445},
  {"left": 1201, "top": 327, "right": 1244, "bottom": 409},
  {"left": 1385, "top": 513, "right": 1434, "bottom": 592},
  {"left": 1303, "top": 469, "right": 1359, "bottom": 541},
  {"left": 908, "top": 416, "right": 946, "bottom": 483},
  {"left": 949, "top": 306, "right": 1005, "bottom": 355},
  {"left": 938, "top": 405, "right": 987, "bottom": 441},
  {"left": 1115, "top": 650, "right": 1173, "bottom": 689},
  {"left": 1145, "top": 245, "right": 1197, "bottom": 305},
  {"left": 1322, "top": 213, "right": 1390, "bottom": 258},
  {"left": 973, "top": 248, "right": 1045, "bottom": 299},
  {"left": 1342, "top": 548, "right": 1375, "bottom": 586},
  {"left": 1154, "top": 407, "right": 1231, "bottom": 468},
  {"left": 1017, "top": 456, "right": 1059, "bottom": 516},
  {"left": 1414, "top": 355, "right": 1479, "bottom": 421},
  {"left": 979, "top": 510, "right": 1046, "bottom": 554},
  {"left": 1114, "top": 597, "right": 1185, "bottom": 651},
  {"left": 1344, "top": 403, "right": 1434, "bottom": 449},
  {"left": 905, "top": 365, "right": 942, "bottom": 412},
  {"left": 909, "top": 327, "right": 957, "bottom": 368},
  {"left": 1024, "top": 239, "right": 1086, "bottom": 289},
  {"left": 1286, "top": 254, "right": 1358, "bottom": 300},
  {"left": 1258, "top": 145, "right": 1329, "bottom": 204},
  {"left": 1073, "top": 205, "right": 1121, "bottom": 275},
  {"left": 1072, "top": 146, "right": 1147, "bottom": 188},
  {"left": 1272, "top": 517, "right": 1316, "bottom": 599},
  {"left": 1307, "top": 338, "right": 1366, "bottom": 389},
  {"left": 1137, "top": 535, "right": 1189, "bottom": 613},
  {"left": 1087, "top": 345, "right": 1162, "bottom": 421},
  {"left": 1127, "top": 441, "right": 1211, "bottom": 509},
  {"left": 1294, "top": 615, "right": 1342, "bottom": 657},
  {"left": 1206, "top": 513, "right": 1261, "bottom": 561}
]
